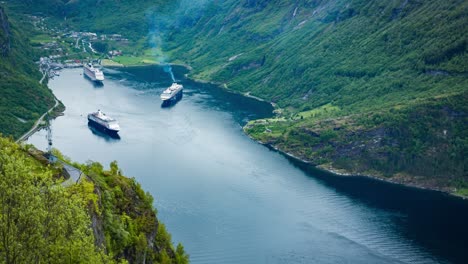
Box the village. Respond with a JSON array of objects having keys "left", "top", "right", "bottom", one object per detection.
[{"left": 28, "top": 15, "right": 127, "bottom": 79}]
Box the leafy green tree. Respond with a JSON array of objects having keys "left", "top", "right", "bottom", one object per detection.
[
  {"left": 175, "top": 243, "right": 189, "bottom": 264},
  {"left": 0, "top": 137, "right": 111, "bottom": 263}
]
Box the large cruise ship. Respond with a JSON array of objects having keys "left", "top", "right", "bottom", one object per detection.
[
  {"left": 87, "top": 110, "right": 120, "bottom": 133},
  {"left": 160, "top": 83, "right": 183, "bottom": 102},
  {"left": 83, "top": 63, "right": 105, "bottom": 82}
]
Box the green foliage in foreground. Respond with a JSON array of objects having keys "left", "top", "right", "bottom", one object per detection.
[
  {"left": 3, "top": 0, "right": 467, "bottom": 187},
  {"left": 0, "top": 137, "right": 189, "bottom": 263},
  {"left": 0, "top": 137, "right": 110, "bottom": 263},
  {"left": 81, "top": 160, "right": 189, "bottom": 263}
]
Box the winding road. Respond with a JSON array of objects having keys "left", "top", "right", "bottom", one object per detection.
[{"left": 16, "top": 70, "right": 60, "bottom": 143}]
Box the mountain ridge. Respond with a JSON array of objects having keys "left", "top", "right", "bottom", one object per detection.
[
  {"left": 3, "top": 0, "right": 467, "bottom": 193},
  {"left": 0, "top": 5, "right": 56, "bottom": 138},
  {"left": 162, "top": 0, "right": 467, "bottom": 193}
]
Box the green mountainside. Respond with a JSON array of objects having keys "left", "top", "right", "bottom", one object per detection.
[
  {"left": 7, "top": 0, "right": 174, "bottom": 39},
  {"left": 0, "top": 5, "right": 188, "bottom": 263},
  {"left": 0, "top": 1, "right": 466, "bottom": 261},
  {"left": 165, "top": 0, "right": 467, "bottom": 192},
  {"left": 167, "top": 0, "right": 467, "bottom": 106},
  {"left": 0, "top": 136, "right": 189, "bottom": 263},
  {"left": 3, "top": 0, "right": 468, "bottom": 191},
  {"left": 0, "top": 6, "right": 55, "bottom": 138}
]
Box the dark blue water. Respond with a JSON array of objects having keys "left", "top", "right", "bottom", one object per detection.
[{"left": 28, "top": 66, "right": 468, "bottom": 264}]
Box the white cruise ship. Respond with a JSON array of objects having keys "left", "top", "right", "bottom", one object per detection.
[
  {"left": 83, "top": 63, "right": 105, "bottom": 82},
  {"left": 87, "top": 110, "right": 120, "bottom": 133},
  {"left": 160, "top": 83, "right": 183, "bottom": 102}
]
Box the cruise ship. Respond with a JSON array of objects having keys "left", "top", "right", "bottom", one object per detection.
[
  {"left": 83, "top": 63, "right": 105, "bottom": 82},
  {"left": 160, "top": 83, "right": 183, "bottom": 102},
  {"left": 87, "top": 110, "right": 120, "bottom": 133}
]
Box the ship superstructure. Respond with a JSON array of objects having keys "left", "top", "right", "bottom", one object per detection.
[
  {"left": 160, "top": 83, "right": 183, "bottom": 102},
  {"left": 87, "top": 110, "right": 120, "bottom": 133},
  {"left": 83, "top": 63, "right": 105, "bottom": 82}
]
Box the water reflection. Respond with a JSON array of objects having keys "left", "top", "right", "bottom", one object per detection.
[
  {"left": 283, "top": 153, "right": 468, "bottom": 264},
  {"left": 26, "top": 67, "right": 468, "bottom": 264}
]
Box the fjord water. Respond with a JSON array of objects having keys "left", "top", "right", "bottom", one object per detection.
[{"left": 28, "top": 67, "right": 468, "bottom": 264}]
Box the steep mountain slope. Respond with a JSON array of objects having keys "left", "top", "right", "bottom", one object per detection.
[
  {"left": 4, "top": 0, "right": 467, "bottom": 192},
  {"left": 8, "top": 0, "right": 174, "bottom": 39},
  {"left": 0, "top": 137, "right": 188, "bottom": 263},
  {"left": 166, "top": 0, "right": 466, "bottom": 108},
  {"left": 0, "top": 6, "right": 55, "bottom": 138},
  {"left": 161, "top": 0, "right": 467, "bottom": 192},
  {"left": 0, "top": 4, "right": 189, "bottom": 262}
]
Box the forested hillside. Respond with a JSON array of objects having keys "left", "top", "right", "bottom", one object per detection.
[
  {"left": 0, "top": 4, "right": 189, "bottom": 262},
  {"left": 0, "top": 136, "right": 189, "bottom": 263},
  {"left": 7, "top": 0, "right": 174, "bottom": 40},
  {"left": 0, "top": 6, "right": 55, "bottom": 138},
  {"left": 166, "top": 0, "right": 467, "bottom": 107},
  {"left": 4, "top": 0, "right": 467, "bottom": 192},
  {"left": 162, "top": 0, "right": 467, "bottom": 192}
]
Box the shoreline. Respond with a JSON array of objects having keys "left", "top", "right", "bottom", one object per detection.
[
  {"left": 103, "top": 62, "right": 466, "bottom": 200},
  {"left": 178, "top": 64, "right": 466, "bottom": 200},
  {"left": 16, "top": 97, "right": 62, "bottom": 143},
  {"left": 102, "top": 59, "right": 193, "bottom": 70},
  {"left": 103, "top": 60, "right": 276, "bottom": 108},
  {"left": 252, "top": 137, "right": 468, "bottom": 200},
  {"left": 16, "top": 68, "right": 64, "bottom": 143}
]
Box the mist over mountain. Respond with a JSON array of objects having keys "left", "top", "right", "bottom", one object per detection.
[
  {"left": 163, "top": 0, "right": 467, "bottom": 187},
  {"left": 0, "top": 1, "right": 467, "bottom": 263},
  {"left": 3, "top": 0, "right": 468, "bottom": 192}
]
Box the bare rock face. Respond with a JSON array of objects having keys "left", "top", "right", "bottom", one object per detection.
[{"left": 0, "top": 6, "right": 11, "bottom": 56}]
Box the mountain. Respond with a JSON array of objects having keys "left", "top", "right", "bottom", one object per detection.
[
  {"left": 162, "top": 0, "right": 467, "bottom": 193},
  {"left": 0, "top": 5, "right": 55, "bottom": 138},
  {"left": 3, "top": 0, "right": 467, "bottom": 191},
  {"left": 0, "top": 136, "right": 189, "bottom": 263},
  {"left": 7, "top": 0, "right": 174, "bottom": 39},
  {"left": 166, "top": 0, "right": 467, "bottom": 108},
  {"left": 0, "top": 5, "right": 189, "bottom": 263}
]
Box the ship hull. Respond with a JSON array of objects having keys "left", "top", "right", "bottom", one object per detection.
[
  {"left": 83, "top": 66, "right": 104, "bottom": 82},
  {"left": 161, "top": 89, "right": 183, "bottom": 102},
  {"left": 84, "top": 71, "right": 97, "bottom": 82},
  {"left": 88, "top": 121, "right": 120, "bottom": 138},
  {"left": 84, "top": 70, "right": 104, "bottom": 82},
  {"left": 161, "top": 91, "right": 183, "bottom": 107},
  {"left": 87, "top": 117, "right": 120, "bottom": 133}
]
